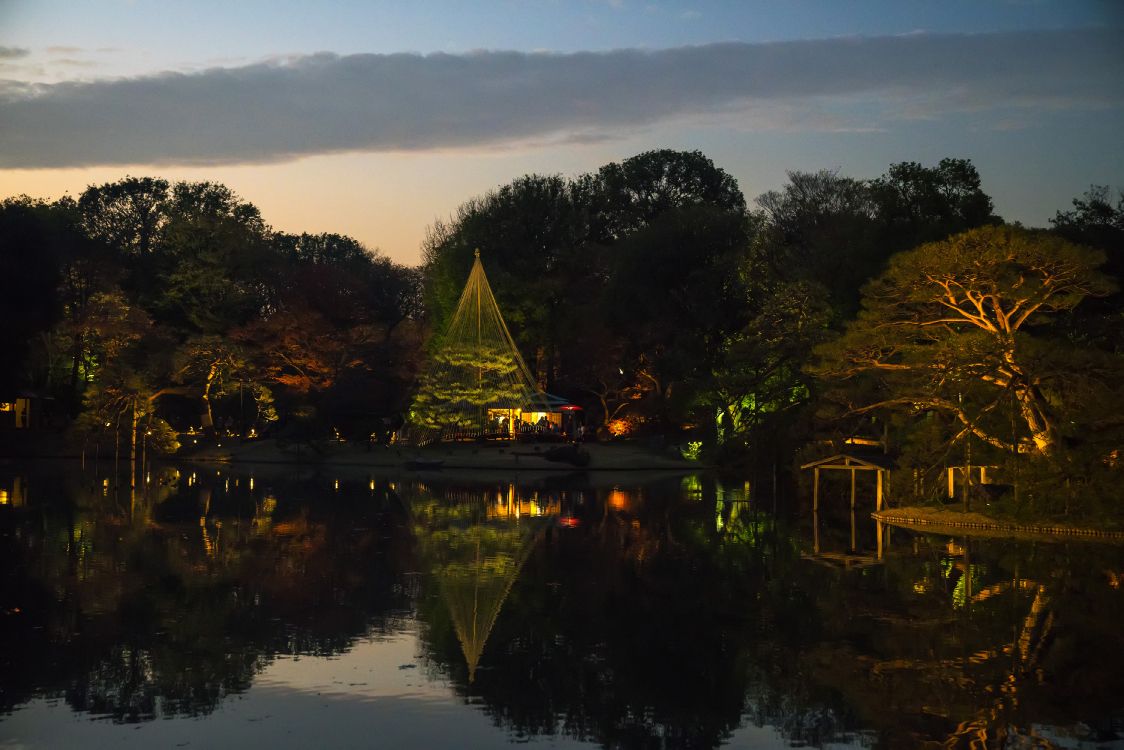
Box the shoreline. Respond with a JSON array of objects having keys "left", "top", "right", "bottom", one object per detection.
[{"left": 2, "top": 437, "right": 703, "bottom": 473}]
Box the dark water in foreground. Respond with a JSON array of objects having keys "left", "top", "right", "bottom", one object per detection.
[{"left": 1, "top": 462, "right": 1123, "bottom": 749}]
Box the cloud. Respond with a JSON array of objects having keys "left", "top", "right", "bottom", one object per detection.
[
  {"left": 0, "top": 28, "right": 1120, "bottom": 168},
  {"left": 0, "top": 46, "right": 30, "bottom": 59}
]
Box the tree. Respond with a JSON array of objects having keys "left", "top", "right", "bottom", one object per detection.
[
  {"left": 423, "top": 174, "right": 593, "bottom": 390},
  {"left": 869, "top": 157, "right": 998, "bottom": 251},
  {"left": 813, "top": 226, "right": 1116, "bottom": 457},
  {"left": 700, "top": 281, "right": 830, "bottom": 458},
  {"left": 422, "top": 150, "right": 747, "bottom": 401},
  {"left": 409, "top": 343, "right": 531, "bottom": 433},
  {"left": 600, "top": 205, "right": 754, "bottom": 430},
  {"left": 151, "top": 181, "right": 272, "bottom": 334},
  {"left": 0, "top": 197, "right": 80, "bottom": 395},
  {"left": 754, "top": 169, "right": 877, "bottom": 317},
  {"left": 1050, "top": 185, "right": 1124, "bottom": 351},
  {"left": 591, "top": 148, "right": 746, "bottom": 242},
  {"left": 78, "top": 176, "right": 169, "bottom": 257}
]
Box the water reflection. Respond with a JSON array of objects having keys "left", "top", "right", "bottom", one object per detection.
[
  {"left": 0, "top": 463, "right": 1122, "bottom": 748},
  {"left": 408, "top": 481, "right": 559, "bottom": 681}
]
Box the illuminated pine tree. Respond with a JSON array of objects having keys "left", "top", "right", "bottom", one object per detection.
[{"left": 410, "top": 250, "right": 546, "bottom": 436}]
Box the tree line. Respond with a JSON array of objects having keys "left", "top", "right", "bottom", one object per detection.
[
  {"left": 421, "top": 151, "right": 1122, "bottom": 517},
  {"left": 0, "top": 177, "right": 423, "bottom": 459},
  {"left": 2, "top": 152, "right": 1121, "bottom": 517}
]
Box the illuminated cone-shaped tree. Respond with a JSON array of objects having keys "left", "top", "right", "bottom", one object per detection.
[{"left": 410, "top": 250, "right": 546, "bottom": 437}]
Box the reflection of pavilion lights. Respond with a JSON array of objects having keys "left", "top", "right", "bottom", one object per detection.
[
  {"left": 608, "top": 489, "right": 629, "bottom": 512},
  {"left": 224, "top": 478, "right": 230, "bottom": 492}
]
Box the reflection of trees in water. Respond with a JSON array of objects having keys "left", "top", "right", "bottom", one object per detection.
[
  {"left": 410, "top": 476, "right": 1124, "bottom": 749},
  {"left": 0, "top": 467, "right": 413, "bottom": 721},
  {"left": 411, "top": 476, "right": 769, "bottom": 749},
  {"left": 759, "top": 535, "right": 1124, "bottom": 748},
  {"left": 4, "top": 469, "right": 1123, "bottom": 744}
]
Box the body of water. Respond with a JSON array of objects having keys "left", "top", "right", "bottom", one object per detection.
[{"left": 1, "top": 461, "right": 1122, "bottom": 748}]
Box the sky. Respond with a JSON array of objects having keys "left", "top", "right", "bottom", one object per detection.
[{"left": 1, "top": 1, "right": 1122, "bottom": 266}]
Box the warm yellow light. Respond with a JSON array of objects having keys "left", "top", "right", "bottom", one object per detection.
[
  {"left": 0, "top": 489, "right": 9, "bottom": 505},
  {"left": 607, "top": 419, "right": 631, "bottom": 436},
  {"left": 0, "top": 402, "right": 12, "bottom": 412},
  {"left": 369, "top": 479, "right": 375, "bottom": 491},
  {"left": 608, "top": 490, "right": 630, "bottom": 511},
  {"left": 249, "top": 477, "right": 255, "bottom": 491},
  {"left": 334, "top": 479, "right": 340, "bottom": 490}
]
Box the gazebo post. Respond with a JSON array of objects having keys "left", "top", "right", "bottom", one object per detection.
[
  {"left": 813, "top": 468, "right": 820, "bottom": 512},
  {"left": 813, "top": 510, "right": 820, "bottom": 554},
  {"left": 876, "top": 470, "right": 883, "bottom": 512},
  {"left": 850, "top": 468, "right": 856, "bottom": 511}
]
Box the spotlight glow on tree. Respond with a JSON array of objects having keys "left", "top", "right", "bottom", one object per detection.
[{"left": 410, "top": 250, "right": 546, "bottom": 436}]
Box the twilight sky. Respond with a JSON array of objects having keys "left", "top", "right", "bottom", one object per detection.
[{"left": 1, "top": 1, "right": 1122, "bottom": 265}]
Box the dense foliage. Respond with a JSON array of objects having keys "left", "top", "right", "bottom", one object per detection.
[
  {"left": 1, "top": 178, "right": 423, "bottom": 454},
  {"left": 2, "top": 155, "right": 1120, "bottom": 519}
]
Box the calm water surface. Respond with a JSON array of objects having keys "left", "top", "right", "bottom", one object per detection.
[{"left": 1, "top": 461, "right": 1123, "bottom": 749}]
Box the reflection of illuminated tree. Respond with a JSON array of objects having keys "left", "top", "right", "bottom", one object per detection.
[{"left": 406, "top": 489, "right": 547, "bottom": 682}]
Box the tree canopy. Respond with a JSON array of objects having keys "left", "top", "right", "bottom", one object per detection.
[{"left": 813, "top": 225, "right": 1118, "bottom": 466}]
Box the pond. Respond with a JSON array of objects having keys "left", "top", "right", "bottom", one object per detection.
[{"left": 1, "top": 461, "right": 1122, "bottom": 749}]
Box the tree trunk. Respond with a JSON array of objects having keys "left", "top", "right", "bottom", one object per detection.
[
  {"left": 1015, "top": 384, "right": 1056, "bottom": 455},
  {"left": 202, "top": 362, "right": 219, "bottom": 435},
  {"left": 1003, "top": 350, "right": 1057, "bottom": 455},
  {"left": 69, "top": 333, "right": 84, "bottom": 394},
  {"left": 130, "top": 397, "right": 138, "bottom": 490}
]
